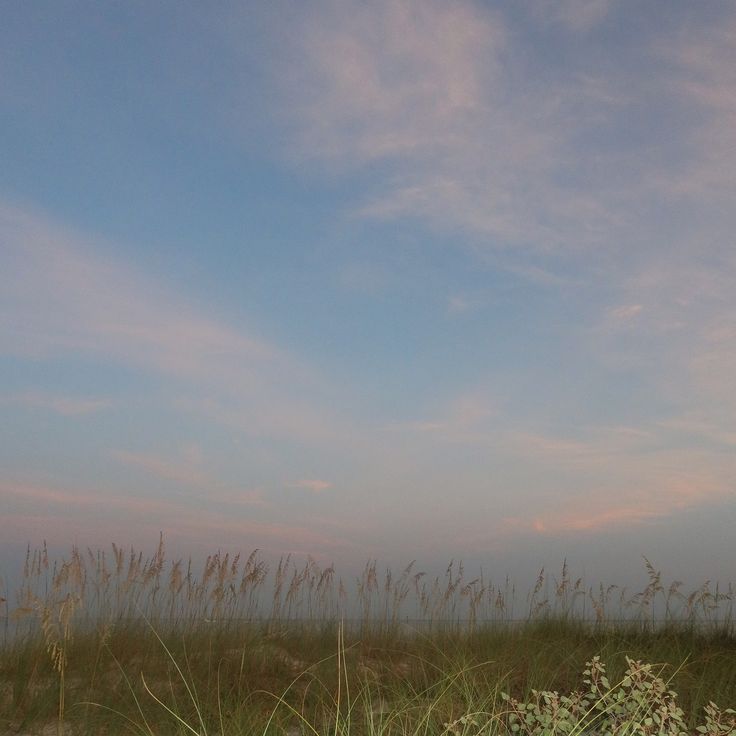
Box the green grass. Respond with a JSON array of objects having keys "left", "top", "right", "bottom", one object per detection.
[{"left": 0, "top": 540, "right": 734, "bottom": 735}]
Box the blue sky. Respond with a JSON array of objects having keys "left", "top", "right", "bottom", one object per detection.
[{"left": 1, "top": 1, "right": 735, "bottom": 591}]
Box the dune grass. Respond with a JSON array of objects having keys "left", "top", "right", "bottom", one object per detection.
[{"left": 0, "top": 539, "right": 734, "bottom": 735}]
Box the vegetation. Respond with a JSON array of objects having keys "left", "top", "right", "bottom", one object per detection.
[{"left": 0, "top": 538, "right": 734, "bottom": 735}]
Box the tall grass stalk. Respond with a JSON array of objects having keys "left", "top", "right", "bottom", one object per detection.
[{"left": 1, "top": 539, "right": 734, "bottom": 735}]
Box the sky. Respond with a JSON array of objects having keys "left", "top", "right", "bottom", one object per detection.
[{"left": 1, "top": 0, "right": 735, "bottom": 594}]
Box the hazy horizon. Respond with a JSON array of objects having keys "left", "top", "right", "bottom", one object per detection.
[{"left": 2, "top": 1, "right": 735, "bottom": 596}]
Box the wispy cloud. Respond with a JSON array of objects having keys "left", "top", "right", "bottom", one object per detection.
[
  {"left": 0, "top": 204, "right": 273, "bottom": 369},
  {"left": 111, "top": 447, "right": 210, "bottom": 488},
  {"left": 250, "top": 0, "right": 736, "bottom": 280},
  {"left": 263, "top": 0, "right": 651, "bottom": 249},
  {"left": 0, "top": 392, "right": 113, "bottom": 416},
  {"left": 282, "top": 0, "right": 504, "bottom": 164},
  {"left": 169, "top": 514, "right": 348, "bottom": 555},
  {"left": 338, "top": 261, "right": 394, "bottom": 295},
  {"left": 110, "top": 447, "right": 271, "bottom": 511},
  {"left": 202, "top": 488, "right": 268, "bottom": 508},
  {"left": 519, "top": 506, "right": 664, "bottom": 535},
  {"left": 657, "top": 416, "right": 736, "bottom": 449},
  {"left": 0, "top": 202, "right": 343, "bottom": 443},
  {"left": 0, "top": 480, "right": 171, "bottom": 516},
  {"left": 657, "top": 13, "right": 736, "bottom": 199},
  {"left": 607, "top": 304, "right": 643, "bottom": 323},
  {"left": 173, "top": 395, "right": 344, "bottom": 445},
  {"left": 386, "top": 420, "right": 445, "bottom": 434},
  {"left": 288, "top": 479, "right": 333, "bottom": 494},
  {"left": 0, "top": 480, "right": 343, "bottom": 553},
  {"left": 591, "top": 251, "right": 736, "bottom": 422},
  {"left": 527, "top": 0, "right": 615, "bottom": 32},
  {"left": 502, "top": 471, "right": 732, "bottom": 536},
  {"left": 447, "top": 294, "right": 481, "bottom": 315},
  {"left": 384, "top": 390, "right": 498, "bottom": 443}
]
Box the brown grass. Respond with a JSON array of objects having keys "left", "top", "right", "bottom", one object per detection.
[{"left": 1, "top": 537, "right": 734, "bottom": 735}]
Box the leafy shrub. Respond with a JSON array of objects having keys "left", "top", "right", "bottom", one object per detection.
[{"left": 444, "top": 656, "right": 736, "bottom": 736}]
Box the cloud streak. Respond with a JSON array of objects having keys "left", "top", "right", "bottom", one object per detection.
[
  {"left": 657, "top": 13, "right": 736, "bottom": 199},
  {"left": 111, "top": 448, "right": 211, "bottom": 488},
  {"left": 0, "top": 204, "right": 273, "bottom": 370},
  {"left": 288, "top": 479, "right": 333, "bottom": 494},
  {"left": 0, "top": 480, "right": 344, "bottom": 553},
  {"left": 247, "top": 0, "right": 736, "bottom": 278},
  {"left": 262, "top": 0, "right": 668, "bottom": 250},
  {"left": 0, "top": 202, "right": 344, "bottom": 444},
  {"left": 0, "top": 392, "right": 113, "bottom": 416},
  {"left": 528, "top": 0, "right": 615, "bottom": 32}
]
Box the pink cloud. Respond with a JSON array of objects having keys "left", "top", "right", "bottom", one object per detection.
[
  {"left": 0, "top": 480, "right": 172, "bottom": 516},
  {"left": 658, "top": 417, "right": 736, "bottom": 448},
  {"left": 0, "top": 392, "right": 113, "bottom": 416},
  {"left": 658, "top": 15, "right": 736, "bottom": 198},
  {"left": 501, "top": 472, "right": 732, "bottom": 536},
  {"left": 202, "top": 488, "right": 268, "bottom": 508},
  {"left": 110, "top": 448, "right": 270, "bottom": 510},
  {"left": 169, "top": 514, "right": 345, "bottom": 553},
  {"left": 0, "top": 205, "right": 272, "bottom": 365},
  {"left": 289, "top": 479, "right": 333, "bottom": 493},
  {"left": 384, "top": 390, "right": 499, "bottom": 444},
  {"left": 263, "top": 0, "right": 636, "bottom": 248},
  {"left": 0, "top": 203, "right": 347, "bottom": 445},
  {"left": 535, "top": 506, "right": 664, "bottom": 534},
  {"left": 0, "top": 513, "right": 167, "bottom": 549},
  {"left": 447, "top": 295, "right": 481, "bottom": 315},
  {"left": 111, "top": 448, "right": 210, "bottom": 487},
  {"left": 384, "top": 420, "right": 445, "bottom": 433},
  {"left": 0, "top": 480, "right": 347, "bottom": 555},
  {"left": 528, "top": 0, "right": 615, "bottom": 32},
  {"left": 173, "top": 395, "right": 344, "bottom": 445},
  {"left": 0, "top": 204, "right": 274, "bottom": 373},
  {"left": 608, "top": 304, "right": 643, "bottom": 322},
  {"left": 287, "top": 0, "right": 502, "bottom": 163},
  {"left": 506, "top": 431, "right": 599, "bottom": 462},
  {"left": 501, "top": 506, "right": 662, "bottom": 536}
]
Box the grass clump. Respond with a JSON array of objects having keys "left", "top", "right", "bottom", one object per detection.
[{"left": 0, "top": 538, "right": 734, "bottom": 735}]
